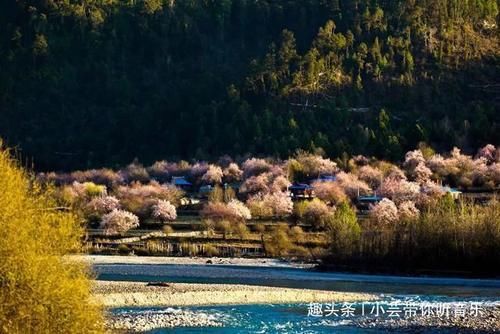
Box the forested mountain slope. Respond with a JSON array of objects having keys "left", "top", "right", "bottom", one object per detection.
[{"left": 0, "top": 0, "right": 498, "bottom": 170}]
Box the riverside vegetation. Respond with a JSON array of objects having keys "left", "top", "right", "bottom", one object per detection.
[
  {"left": 41, "top": 144, "right": 500, "bottom": 275},
  {"left": 0, "top": 143, "right": 104, "bottom": 333}
]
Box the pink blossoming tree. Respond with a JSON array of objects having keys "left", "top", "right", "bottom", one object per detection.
[
  {"left": 377, "top": 177, "right": 420, "bottom": 204},
  {"left": 246, "top": 192, "right": 293, "bottom": 218},
  {"left": 86, "top": 195, "right": 120, "bottom": 216},
  {"left": 270, "top": 175, "right": 291, "bottom": 193},
  {"left": 227, "top": 199, "right": 252, "bottom": 220},
  {"left": 398, "top": 201, "right": 420, "bottom": 220},
  {"left": 335, "top": 172, "right": 372, "bottom": 199},
  {"left": 239, "top": 173, "right": 271, "bottom": 196},
  {"left": 312, "top": 181, "right": 348, "bottom": 205},
  {"left": 100, "top": 209, "right": 140, "bottom": 235},
  {"left": 403, "top": 149, "right": 426, "bottom": 171},
  {"left": 190, "top": 162, "right": 209, "bottom": 183},
  {"left": 357, "top": 165, "right": 383, "bottom": 189},
  {"left": 242, "top": 158, "right": 272, "bottom": 177},
  {"left": 223, "top": 163, "right": 243, "bottom": 182},
  {"left": 476, "top": 144, "right": 496, "bottom": 164},
  {"left": 151, "top": 200, "right": 177, "bottom": 221},
  {"left": 201, "top": 164, "right": 224, "bottom": 184},
  {"left": 412, "top": 162, "right": 433, "bottom": 184},
  {"left": 369, "top": 198, "right": 399, "bottom": 226},
  {"left": 201, "top": 201, "right": 251, "bottom": 222}
]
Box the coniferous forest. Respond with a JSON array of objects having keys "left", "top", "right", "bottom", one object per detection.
[{"left": 0, "top": 0, "right": 499, "bottom": 170}]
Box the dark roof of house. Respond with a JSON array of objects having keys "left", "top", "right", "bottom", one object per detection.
[
  {"left": 289, "top": 183, "right": 313, "bottom": 191},
  {"left": 357, "top": 195, "right": 383, "bottom": 202},
  {"left": 199, "top": 185, "right": 213, "bottom": 193},
  {"left": 312, "top": 175, "right": 337, "bottom": 183},
  {"left": 172, "top": 177, "right": 192, "bottom": 186}
]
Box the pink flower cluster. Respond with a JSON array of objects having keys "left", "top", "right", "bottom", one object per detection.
[
  {"left": 311, "top": 181, "right": 347, "bottom": 205},
  {"left": 246, "top": 191, "right": 293, "bottom": 218},
  {"left": 369, "top": 198, "right": 399, "bottom": 225},
  {"left": 242, "top": 158, "right": 272, "bottom": 177},
  {"left": 227, "top": 199, "right": 252, "bottom": 220},
  {"left": 201, "top": 165, "right": 224, "bottom": 184},
  {"left": 377, "top": 177, "right": 420, "bottom": 204},
  {"left": 357, "top": 165, "right": 383, "bottom": 188},
  {"left": 151, "top": 200, "right": 177, "bottom": 221},
  {"left": 370, "top": 198, "right": 420, "bottom": 226},
  {"left": 294, "top": 152, "right": 338, "bottom": 177},
  {"left": 398, "top": 201, "right": 420, "bottom": 220},
  {"left": 100, "top": 209, "right": 139, "bottom": 235},
  {"left": 239, "top": 173, "right": 271, "bottom": 195},
  {"left": 335, "top": 172, "right": 372, "bottom": 199},
  {"left": 86, "top": 195, "right": 120, "bottom": 215},
  {"left": 223, "top": 163, "right": 243, "bottom": 182},
  {"left": 116, "top": 181, "right": 181, "bottom": 202},
  {"left": 423, "top": 145, "right": 499, "bottom": 188},
  {"left": 201, "top": 201, "right": 251, "bottom": 221}
]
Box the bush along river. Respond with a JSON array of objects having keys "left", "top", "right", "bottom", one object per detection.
[{"left": 94, "top": 262, "right": 500, "bottom": 333}]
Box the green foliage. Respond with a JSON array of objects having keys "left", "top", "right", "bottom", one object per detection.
[
  {"left": 215, "top": 220, "right": 232, "bottom": 239},
  {"left": 409, "top": 198, "right": 500, "bottom": 272},
  {"left": 264, "top": 224, "right": 294, "bottom": 257},
  {"left": 32, "top": 34, "right": 48, "bottom": 56},
  {"left": 204, "top": 244, "right": 220, "bottom": 257},
  {"left": 297, "top": 198, "right": 333, "bottom": 230},
  {"left": 0, "top": 0, "right": 498, "bottom": 170},
  {"left": 0, "top": 144, "right": 104, "bottom": 333},
  {"left": 142, "top": 0, "right": 163, "bottom": 14},
  {"left": 326, "top": 202, "right": 361, "bottom": 259},
  {"left": 234, "top": 222, "right": 250, "bottom": 239},
  {"left": 417, "top": 142, "right": 436, "bottom": 160},
  {"left": 83, "top": 182, "right": 106, "bottom": 198},
  {"left": 325, "top": 197, "right": 500, "bottom": 274}
]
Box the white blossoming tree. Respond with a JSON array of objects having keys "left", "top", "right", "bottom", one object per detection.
[
  {"left": 151, "top": 199, "right": 177, "bottom": 221},
  {"left": 100, "top": 209, "right": 140, "bottom": 235},
  {"left": 202, "top": 164, "right": 224, "bottom": 184},
  {"left": 86, "top": 195, "right": 120, "bottom": 216},
  {"left": 223, "top": 162, "right": 243, "bottom": 182},
  {"left": 398, "top": 201, "right": 420, "bottom": 220},
  {"left": 227, "top": 199, "right": 252, "bottom": 220},
  {"left": 369, "top": 198, "right": 399, "bottom": 226}
]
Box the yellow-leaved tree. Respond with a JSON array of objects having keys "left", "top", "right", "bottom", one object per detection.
[{"left": 0, "top": 143, "right": 104, "bottom": 333}]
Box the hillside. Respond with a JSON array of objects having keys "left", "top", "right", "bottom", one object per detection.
[{"left": 0, "top": 0, "right": 499, "bottom": 170}]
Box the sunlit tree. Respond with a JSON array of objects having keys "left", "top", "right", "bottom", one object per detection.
[{"left": 0, "top": 144, "right": 104, "bottom": 333}]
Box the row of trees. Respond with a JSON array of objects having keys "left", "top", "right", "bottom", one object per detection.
[
  {"left": 0, "top": 0, "right": 498, "bottom": 170},
  {"left": 46, "top": 144, "right": 500, "bottom": 235},
  {"left": 325, "top": 196, "right": 500, "bottom": 275}
]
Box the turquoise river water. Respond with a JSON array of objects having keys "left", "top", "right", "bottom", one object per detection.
[{"left": 94, "top": 263, "right": 500, "bottom": 333}]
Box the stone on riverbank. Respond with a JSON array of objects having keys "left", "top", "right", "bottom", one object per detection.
[{"left": 107, "top": 308, "right": 223, "bottom": 332}]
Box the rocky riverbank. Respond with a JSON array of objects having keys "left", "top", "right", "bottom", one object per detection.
[
  {"left": 93, "top": 280, "right": 378, "bottom": 308},
  {"left": 357, "top": 305, "right": 500, "bottom": 333},
  {"left": 107, "top": 308, "right": 223, "bottom": 332}
]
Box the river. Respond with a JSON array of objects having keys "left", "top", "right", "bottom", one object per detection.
[{"left": 94, "top": 262, "right": 500, "bottom": 333}]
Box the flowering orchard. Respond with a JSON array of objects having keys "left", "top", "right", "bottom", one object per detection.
[{"left": 41, "top": 145, "right": 500, "bottom": 237}]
